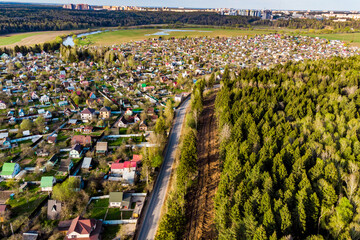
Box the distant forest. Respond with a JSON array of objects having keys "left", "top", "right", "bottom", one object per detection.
[
  {"left": 0, "top": 4, "right": 259, "bottom": 34},
  {"left": 1, "top": 4, "right": 360, "bottom": 35}
]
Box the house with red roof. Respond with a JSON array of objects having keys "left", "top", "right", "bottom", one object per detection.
[
  {"left": 64, "top": 216, "right": 102, "bottom": 240},
  {"left": 110, "top": 160, "right": 137, "bottom": 184}
]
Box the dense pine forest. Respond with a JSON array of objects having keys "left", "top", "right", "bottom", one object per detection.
[{"left": 215, "top": 57, "right": 360, "bottom": 240}]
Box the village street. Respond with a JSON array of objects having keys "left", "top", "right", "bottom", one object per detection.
[{"left": 137, "top": 97, "right": 190, "bottom": 240}]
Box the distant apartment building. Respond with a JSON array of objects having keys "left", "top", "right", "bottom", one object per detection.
[{"left": 63, "top": 4, "right": 93, "bottom": 10}]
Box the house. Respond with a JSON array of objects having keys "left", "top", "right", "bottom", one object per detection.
[
  {"left": 89, "top": 92, "right": 97, "bottom": 99},
  {"left": 81, "top": 157, "right": 92, "bottom": 170},
  {"left": 47, "top": 135, "right": 57, "bottom": 144},
  {"left": 132, "top": 154, "right": 142, "bottom": 165},
  {"left": 0, "top": 163, "right": 20, "bottom": 179},
  {"left": 83, "top": 126, "right": 93, "bottom": 134},
  {"left": 109, "top": 192, "right": 123, "bottom": 207},
  {"left": 0, "top": 137, "right": 11, "bottom": 149},
  {"left": 99, "top": 106, "right": 111, "bottom": 119},
  {"left": 40, "top": 176, "right": 56, "bottom": 192},
  {"left": 69, "top": 144, "right": 83, "bottom": 158},
  {"left": 0, "top": 101, "right": 7, "bottom": 109},
  {"left": 59, "top": 158, "right": 74, "bottom": 172},
  {"left": 80, "top": 108, "right": 96, "bottom": 122},
  {"left": 109, "top": 192, "right": 132, "bottom": 209},
  {"left": 64, "top": 108, "right": 72, "bottom": 117},
  {"left": 116, "top": 116, "right": 129, "bottom": 128},
  {"left": 40, "top": 95, "right": 50, "bottom": 104},
  {"left": 0, "top": 204, "right": 9, "bottom": 222},
  {"left": 68, "top": 119, "right": 78, "bottom": 125},
  {"left": 175, "top": 94, "right": 183, "bottom": 102},
  {"left": 139, "top": 121, "right": 148, "bottom": 131},
  {"left": 96, "top": 142, "right": 108, "bottom": 155},
  {"left": 58, "top": 100, "right": 68, "bottom": 107},
  {"left": 110, "top": 161, "right": 137, "bottom": 184},
  {"left": 47, "top": 200, "right": 62, "bottom": 220},
  {"left": 71, "top": 135, "right": 92, "bottom": 147},
  {"left": 65, "top": 216, "right": 102, "bottom": 240},
  {"left": 30, "top": 92, "right": 39, "bottom": 100}
]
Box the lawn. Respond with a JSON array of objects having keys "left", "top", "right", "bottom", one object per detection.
[
  {"left": 86, "top": 198, "right": 109, "bottom": 219},
  {"left": 102, "top": 225, "right": 121, "bottom": 240}
]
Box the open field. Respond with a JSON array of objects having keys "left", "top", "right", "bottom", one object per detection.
[
  {"left": 78, "top": 27, "right": 360, "bottom": 48},
  {"left": 0, "top": 30, "right": 84, "bottom": 47},
  {"left": 78, "top": 28, "right": 276, "bottom": 46},
  {"left": 2, "top": 26, "right": 360, "bottom": 48}
]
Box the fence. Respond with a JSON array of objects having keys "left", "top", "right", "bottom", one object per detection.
[{"left": 102, "top": 219, "right": 137, "bottom": 225}]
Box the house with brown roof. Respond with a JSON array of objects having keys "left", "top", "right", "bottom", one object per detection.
[
  {"left": 80, "top": 108, "right": 96, "bottom": 122},
  {"left": 96, "top": 142, "right": 108, "bottom": 155},
  {"left": 65, "top": 216, "right": 102, "bottom": 240},
  {"left": 47, "top": 200, "right": 61, "bottom": 220},
  {"left": 99, "top": 106, "right": 111, "bottom": 119},
  {"left": 71, "top": 135, "right": 92, "bottom": 147}
]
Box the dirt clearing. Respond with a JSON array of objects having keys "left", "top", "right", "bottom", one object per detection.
[{"left": 184, "top": 92, "right": 220, "bottom": 240}]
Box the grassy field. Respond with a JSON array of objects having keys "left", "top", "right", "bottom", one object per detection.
[
  {"left": 302, "top": 32, "right": 360, "bottom": 46},
  {"left": 78, "top": 28, "right": 275, "bottom": 46},
  {"left": 0, "top": 32, "right": 41, "bottom": 46},
  {"left": 0, "top": 30, "right": 84, "bottom": 47},
  {"left": 2, "top": 27, "right": 360, "bottom": 48},
  {"left": 77, "top": 27, "right": 360, "bottom": 47}
]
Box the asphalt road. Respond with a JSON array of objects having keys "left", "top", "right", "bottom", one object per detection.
[{"left": 137, "top": 97, "right": 190, "bottom": 240}]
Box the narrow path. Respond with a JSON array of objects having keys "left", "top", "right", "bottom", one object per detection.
[
  {"left": 185, "top": 92, "right": 220, "bottom": 240},
  {"left": 136, "top": 97, "right": 190, "bottom": 240}
]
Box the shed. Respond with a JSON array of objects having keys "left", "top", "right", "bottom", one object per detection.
[{"left": 81, "top": 157, "right": 92, "bottom": 169}]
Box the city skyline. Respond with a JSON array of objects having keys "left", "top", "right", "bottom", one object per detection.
[{"left": 1, "top": 0, "right": 360, "bottom": 11}]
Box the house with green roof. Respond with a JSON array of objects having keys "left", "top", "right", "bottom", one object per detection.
[
  {"left": 109, "top": 192, "right": 132, "bottom": 209},
  {"left": 40, "top": 176, "right": 56, "bottom": 192},
  {"left": 0, "top": 163, "right": 20, "bottom": 179}
]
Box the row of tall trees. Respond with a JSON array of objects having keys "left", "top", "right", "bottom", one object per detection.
[
  {"left": 156, "top": 83, "right": 204, "bottom": 239},
  {"left": 214, "top": 57, "right": 360, "bottom": 239}
]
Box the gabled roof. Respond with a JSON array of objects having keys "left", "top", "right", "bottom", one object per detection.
[
  {"left": 96, "top": 142, "right": 108, "bottom": 151},
  {"left": 67, "top": 216, "right": 97, "bottom": 235},
  {"left": 100, "top": 106, "right": 111, "bottom": 112},
  {"left": 132, "top": 154, "right": 142, "bottom": 163},
  {"left": 1, "top": 163, "right": 17, "bottom": 176},
  {"left": 40, "top": 176, "right": 54, "bottom": 188},
  {"left": 81, "top": 108, "right": 95, "bottom": 115},
  {"left": 109, "top": 192, "right": 123, "bottom": 203},
  {"left": 72, "top": 144, "right": 83, "bottom": 153}
]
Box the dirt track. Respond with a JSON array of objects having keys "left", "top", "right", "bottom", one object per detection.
[{"left": 184, "top": 92, "right": 220, "bottom": 240}]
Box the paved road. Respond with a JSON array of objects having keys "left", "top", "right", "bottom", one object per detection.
[{"left": 137, "top": 97, "right": 190, "bottom": 240}]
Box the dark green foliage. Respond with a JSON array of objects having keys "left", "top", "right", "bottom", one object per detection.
[
  {"left": 156, "top": 130, "right": 197, "bottom": 239},
  {"left": 214, "top": 56, "right": 360, "bottom": 239}
]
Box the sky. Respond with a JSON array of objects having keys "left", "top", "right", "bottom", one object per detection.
[{"left": 2, "top": 0, "right": 360, "bottom": 11}]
